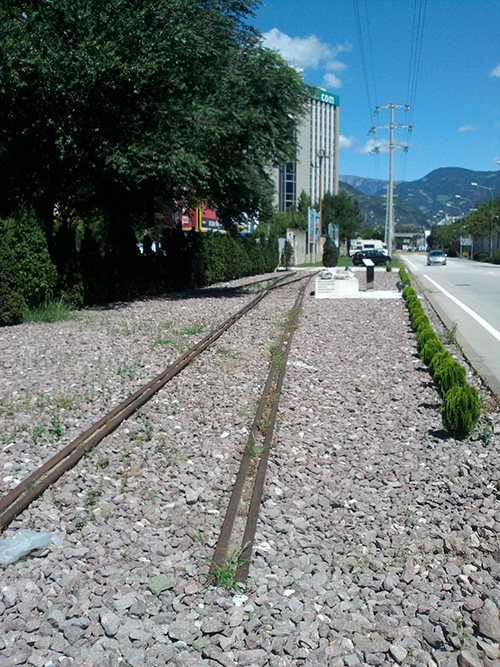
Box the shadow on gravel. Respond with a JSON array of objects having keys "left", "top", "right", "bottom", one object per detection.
[
  {"left": 427, "top": 428, "right": 449, "bottom": 440},
  {"left": 87, "top": 285, "right": 257, "bottom": 312},
  {"left": 420, "top": 401, "right": 441, "bottom": 410}
]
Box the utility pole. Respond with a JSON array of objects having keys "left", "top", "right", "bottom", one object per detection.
[
  {"left": 369, "top": 104, "right": 412, "bottom": 257},
  {"left": 317, "top": 148, "right": 328, "bottom": 263}
]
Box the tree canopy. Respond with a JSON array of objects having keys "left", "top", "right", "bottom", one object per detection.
[
  {"left": 322, "top": 190, "right": 363, "bottom": 248},
  {"left": 0, "top": 0, "right": 308, "bottom": 234},
  {"left": 464, "top": 199, "right": 500, "bottom": 255}
]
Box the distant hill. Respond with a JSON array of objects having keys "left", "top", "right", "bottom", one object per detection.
[
  {"left": 388, "top": 167, "right": 500, "bottom": 219},
  {"left": 339, "top": 167, "right": 500, "bottom": 231},
  {"left": 340, "top": 175, "right": 389, "bottom": 197},
  {"left": 339, "top": 181, "right": 429, "bottom": 231}
]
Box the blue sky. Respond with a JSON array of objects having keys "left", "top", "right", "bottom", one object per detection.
[{"left": 250, "top": 0, "right": 500, "bottom": 183}]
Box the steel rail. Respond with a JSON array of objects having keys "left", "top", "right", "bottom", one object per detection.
[
  {"left": 0, "top": 271, "right": 312, "bottom": 532},
  {"left": 211, "top": 277, "right": 310, "bottom": 582}
]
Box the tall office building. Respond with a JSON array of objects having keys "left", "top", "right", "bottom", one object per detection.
[{"left": 274, "top": 87, "right": 340, "bottom": 212}]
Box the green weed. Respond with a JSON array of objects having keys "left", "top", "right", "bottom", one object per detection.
[
  {"left": 450, "top": 615, "right": 470, "bottom": 649},
  {"left": 181, "top": 323, "right": 205, "bottom": 336},
  {"left": 23, "top": 298, "right": 74, "bottom": 324},
  {"left": 204, "top": 543, "right": 250, "bottom": 593}
]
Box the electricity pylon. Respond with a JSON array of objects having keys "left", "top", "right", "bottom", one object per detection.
[{"left": 369, "top": 104, "right": 412, "bottom": 257}]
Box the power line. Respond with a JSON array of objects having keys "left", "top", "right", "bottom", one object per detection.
[{"left": 353, "top": 0, "right": 374, "bottom": 126}]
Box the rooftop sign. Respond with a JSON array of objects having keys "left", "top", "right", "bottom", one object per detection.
[{"left": 310, "top": 87, "right": 340, "bottom": 106}]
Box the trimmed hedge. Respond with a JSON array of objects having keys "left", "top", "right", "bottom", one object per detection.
[
  {"left": 421, "top": 338, "right": 445, "bottom": 366},
  {"left": 442, "top": 385, "right": 481, "bottom": 439},
  {"left": 401, "top": 271, "right": 480, "bottom": 439},
  {"left": 433, "top": 357, "right": 467, "bottom": 397}
]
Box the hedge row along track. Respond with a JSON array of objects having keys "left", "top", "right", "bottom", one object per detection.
[
  {"left": 0, "top": 271, "right": 313, "bottom": 532},
  {"left": 211, "top": 277, "right": 310, "bottom": 584}
]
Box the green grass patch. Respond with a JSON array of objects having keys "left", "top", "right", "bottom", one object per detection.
[{"left": 23, "top": 298, "right": 74, "bottom": 324}]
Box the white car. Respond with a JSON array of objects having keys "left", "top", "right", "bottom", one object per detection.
[{"left": 427, "top": 250, "right": 447, "bottom": 266}]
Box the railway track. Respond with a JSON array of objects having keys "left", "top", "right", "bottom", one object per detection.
[
  {"left": 211, "top": 279, "right": 308, "bottom": 582},
  {"left": 0, "top": 270, "right": 313, "bottom": 579}
]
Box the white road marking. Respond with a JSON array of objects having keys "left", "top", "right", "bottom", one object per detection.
[{"left": 414, "top": 270, "right": 500, "bottom": 343}]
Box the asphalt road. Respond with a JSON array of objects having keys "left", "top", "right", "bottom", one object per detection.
[{"left": 401, "top": 253, "right": 500, "bottom": 398}]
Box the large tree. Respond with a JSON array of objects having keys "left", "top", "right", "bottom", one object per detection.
[
  {"left": 322, "top": 190, "right": 363, "bottom": 251},
  {"left": 0, "top": 0, "right": 308, "bottom": 245},
  {"left": 464, "top": 199, "right": 500, "bottom": 256}
]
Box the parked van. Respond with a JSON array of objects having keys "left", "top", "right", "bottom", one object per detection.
[{"left": 350, "top": 238, "right": 388, "bottom": 255}]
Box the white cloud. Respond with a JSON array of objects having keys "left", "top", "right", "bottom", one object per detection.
[
  {"left": 324, "top": 73, "right": 342, "bottom": 89},
  {"left": 356, "top": 138, "right": 390, "bottom": 155},
  {"left": 491, "top": 63, "right": 500, "bottom": 77},
  {"left": 339, "top": 135, "right": 354, "bottom": 150},
  {"left": 459, "top": 125, "right": 477, "bottom": 132},
  {"left": 262, "top": 28, "right": 351, "bottom": 88}
]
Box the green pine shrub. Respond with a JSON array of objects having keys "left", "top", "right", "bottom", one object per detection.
[
  {"left": 428, "top": 350, "right": 453, "bottom": 377},
  {"left": 405, "top": 295, "right": 420, "bottom": 312},
  {"left": 421, "top": 338, "right": 445, "bottom": 366},
  {"left": 416, "top": 325, "right": 437, "bottom": 353},
  {"left": 441, "top": 384, "right": 481, "bottom": 439},
  {"left": 0, "top": 210, "right": 58, "bottom": 325},
  {"left": 411, "top": 311, "right": 430, "bottom": 332},
  {"left": 403, "top": 286, "right": 417, "bottom": 300},
  {"left": 281, "top": 240, "right": 294, "bottom": 269},
  {"left": 0, "top": 219, "right": 26, "bottom": 325},
  {"left": 433, "top": 357, "right": 467, "bottom": 397},
  {"left": 12, "top": 208, "right": 58, "bottom": 308},
  {"left": 322, "top": 236, "right": 338, "bottom": 267},
  {"left": 399, "top": 267, "right": 410, "bottom": 284}
]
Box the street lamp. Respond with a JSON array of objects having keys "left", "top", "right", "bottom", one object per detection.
[
  {"left": 471, "top": 182, "right": 494, "bottom": 256},
  {"left": 447, "top": 203, "right": 464, "bottom": 256},
  {"left": 455, "top": 194, "right": 475, "bottom": 211},
  {"left": 455, "top": 195, "right": 477, "bottom": 259}
]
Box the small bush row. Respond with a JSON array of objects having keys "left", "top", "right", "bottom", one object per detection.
[
  {"left": 400, "top": 268, "right": 480, "bottom": 439},
  {"left": 0, "top": 209, "right": 280, "bottom": 326}
]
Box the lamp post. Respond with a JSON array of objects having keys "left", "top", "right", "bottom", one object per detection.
[
  {"left": 446, "top": 203, "right": 464, "bottom": 256},
  {"left": 471, "top": 182, "right": 494, "bottom": 256},
  {"left": 455, "top": 195, "right": 476, "bottom": 259}
]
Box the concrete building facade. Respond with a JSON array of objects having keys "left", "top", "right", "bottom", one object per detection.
[{"left": 274, "top": 87, "right": 340, "bottom": 212}]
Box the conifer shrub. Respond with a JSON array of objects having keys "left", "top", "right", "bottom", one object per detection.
[
  {"left": 405, "top": 293, "right": 421, "bottom": 310},
  {"left": 12, "top": 208, "right": 58, "bottom": 308},
  {"left": 416, "top": 325, "right": 437, "bottom": 353},
  {"left": 428, "top": 349, "right": 453, "bottom": 377},
  {"left": 403, "top": 285, "right": 416, "bottom": 300},
  {"left": 322, "top": 236, "right": 338, "bottom": 267},
  {"left": 411, "top": 311, "right": 430, "bottom": 333},
  {"left": 441, "top": 384, "right": 481, "bottom": 439},
  {"left": 433, "top": 357, "right": 467, "bottom": 397},
  {"left": 399, "top": 267, "right": 410, "bottom": 284},
  {"left": 421, "top": 338, "right": 445, "bottom": 366},
  {"left": 0, "top": 210, "right": 58, "bottom": 324},
  {"left": 0, "top": 219, "right": 26, "bottom": 325}
]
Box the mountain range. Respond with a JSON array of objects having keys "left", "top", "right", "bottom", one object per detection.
[{"left": 340, "top": 167, "right": 500, "bottom": 231}]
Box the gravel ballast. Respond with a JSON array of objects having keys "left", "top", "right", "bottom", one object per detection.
[{"left": 1, "top": 268, "right": 499, "bottom": 667}]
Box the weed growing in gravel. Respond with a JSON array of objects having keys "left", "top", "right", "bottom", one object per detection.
[
  {"left": 269, "top": 345, "right": 285, "bottom": 372},
  {"left": 23, "top": 298, "right": 75, "bottom": 323},
  {"left": 440, "top": 322, "right": 458, "bottom": 346},
  {"left": 181, "top": 322, "right": 206, "bottom": 336},
  {"left": 32, "top": 425, "right": 46, "bottom": 443},
  {"left": 150, "top": 335, "right": 175, "bottom": 349},
  {"left": 203, "top": 544, "right": 250, "bottom": 593},
  {"left": 73, "top": 517, "right": 87, "bottom": 531},
  {"left": 85, "top": 488, "right": 102, "bottom": 508},
  {"left": 50, "top": 411, "right": 63, "bottom": 438},
  {"left": 217, "top": 347, "right": 237, "bottom": 358},
  {"left": 245, "top": 439, "right": 267, "bottom": 457},
  {"left": 450, "top": 615, "right": 470, "bottom": 649}
]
